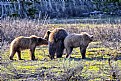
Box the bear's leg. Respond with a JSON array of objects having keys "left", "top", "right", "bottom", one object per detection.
[
  {"left": 80, "top": 47, "right": 86, "bottom": 59},
  {"left": 56, "top": 41, "right": 64, "bottom": 58},
  {"left": 66, "top": 47, "right": 73, "bottom": 58},
  {"left": 30, "top": 47, "right": 35, "bottom": 60},
  {"left": 16, "top": 50, "right": 23, "bottom": 60},
  {"left": 49, "top": 44, "right": 56, "bottom": 60},
  {"left": 9, "top": 50, "right": 16, "bottom": 60},
  {"left": 56, "top": 47, "right": 64, "bottom": 58}
]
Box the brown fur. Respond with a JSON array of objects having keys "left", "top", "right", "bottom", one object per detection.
[
  {"left": 44, "top": 28, "right": 68, "bottom": 59},
  {"left": 9, "top": 35, "right": 48, "bottom": 60},
  {"left": 44, "top": 30, "right": 51, "bottom": 41},
  {"left": 64, "top": 32, "right": 93, "bottom": 59}
]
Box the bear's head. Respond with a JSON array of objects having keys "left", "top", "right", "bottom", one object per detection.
[
  {"left": 30, "top": 35, "right": 48, "bottom": 45},
  {"left": 82, "top": 32, "right": 93, "bottom": 43},
  {"left": 37, "top": 37, "right": 48, "bottom": 45},
  {"left": 44, "top": 30, "right": 51, "bottom": 40}
]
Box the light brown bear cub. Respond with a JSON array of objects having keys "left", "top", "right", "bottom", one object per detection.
[
  {"left": 64, "top": 32, "right": 93, "bottom": 59},
  {"left": 9, "top": 35, "right": 48, "bottom": 60}
]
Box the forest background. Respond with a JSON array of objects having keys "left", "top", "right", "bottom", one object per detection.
[{"left": 1, "top": 0, "right": 121, "bottom": 19}]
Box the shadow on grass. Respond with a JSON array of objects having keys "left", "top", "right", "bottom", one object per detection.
[
  {"left": 66, "top": 56, "right": 115, "bottom": 61},
  {"left": 64, "top": 57, "right": 93, "bottom": 61},
  {"left": 67, "top": 56, "right": 121, "bottom": 61}
]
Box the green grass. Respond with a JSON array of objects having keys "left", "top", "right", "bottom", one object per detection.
[{"left": 0, "top": 42, "right": 121, "bottom": 81}]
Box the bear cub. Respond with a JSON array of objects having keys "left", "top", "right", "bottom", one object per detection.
[
  {"left": 64, "top": 32, "right": 93, "bottom": 59},
  {"left": 9, "top": 35, "right": 48, "bottom": 60}
]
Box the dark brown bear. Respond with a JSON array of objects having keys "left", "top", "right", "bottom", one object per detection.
[
  {"left": 44, "top": 28, "right": 68, "bottom": 59},
  {"left": 9, "top": 35, "right": 48, "bottom": 60},
  {"left": 64, "top": 32, "right": 93, "bottom": 59}
]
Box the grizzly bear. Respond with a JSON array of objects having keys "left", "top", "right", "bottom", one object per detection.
[
  {"left": 9, "top": 35, "right": 48, "bottom": 60},
  {"left": 44, "top": 28, "right": 68, "bottom": 59},
  {"left": 64, "top": 32, "right": 93, "bottom": 59}
]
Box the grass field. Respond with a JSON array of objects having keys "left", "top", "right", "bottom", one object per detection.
[{"left": 0, "top": 18, "right": 121, "bottom": 81}]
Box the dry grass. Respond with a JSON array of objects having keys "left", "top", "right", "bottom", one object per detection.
[{"left": 1, "top": 18, "right": 121, "bottom": 43}]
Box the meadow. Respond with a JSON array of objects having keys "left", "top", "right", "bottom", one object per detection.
[{"left": 0, "top": 18, "right": 121, "bottom": 81}]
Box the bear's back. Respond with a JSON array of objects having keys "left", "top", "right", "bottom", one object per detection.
[
  {"left": 64, "top": 34, "right": 84, "bottom": 48},
  {"left": 65, "top": 34, "right": 83, "bottom": 41},
  {"left": 11, "top": 36, "right": 35, "bottom": 50},
  {"left": 49, "top": 28, "right": 68, "bottom": 42}
]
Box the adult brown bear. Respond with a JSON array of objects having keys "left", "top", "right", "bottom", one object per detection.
[
  {"left": 44, "top": 28, "right": 68, "bottom": 59},
  {"left": 9, "top": 35, "right": 48, "bottom": 60},
  {"left": 64, "top": 32, "right": 93, "bottom": 59}
]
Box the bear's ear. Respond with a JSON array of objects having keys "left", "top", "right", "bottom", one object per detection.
[
  {"left": 47, "top": 30, "right": 51, "bottom": 35},
  {"left": 44, "top": 30, "right": 51, "bottom": 40},
  {"left": 84, "top": 34, "right": 90, "bottom": 40},
  {"left": 85, "top": 34, "right": 93, "bottom": 41}
]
